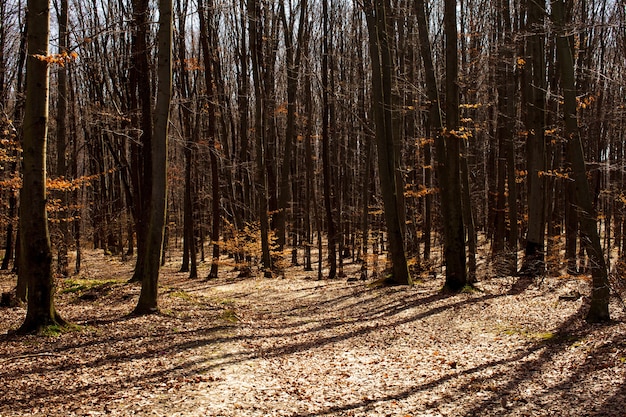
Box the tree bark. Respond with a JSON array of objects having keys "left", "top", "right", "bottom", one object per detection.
[
  {"left": 129, "top": 0, "right": 154, "bottom": 283},
  {"left": 249, "top": 0, "right": 273, "bottom": 276},
  {"left": 363, "top": 0, "right": 412, "bottom": 285},
  {"left": 321, "top": 0, "right": 337, "bottom": 279},
  {"left": 133, "top": 0, "right": 172, "bottom": 315},
  {"left": 276, "top": 0, "right": 307, "bottom": 250},
  {"left": 55, "top": 0, "right": 70, "bottom": 277},
  {"left": 519, "top": 0, "right": 547, "bottom": 277},
  {"left": 198, "top": 0, "right": 221, "bottom": 279},
  {"left": 18, "top": 0, "right": 66, "bottom": 333},
  {"left": 552, "top": 0, "right": 610, "bottom": 322}
]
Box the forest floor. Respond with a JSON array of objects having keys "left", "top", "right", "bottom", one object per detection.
[{"left": 1, "top": 250, "right": 626, "bottom": 417}]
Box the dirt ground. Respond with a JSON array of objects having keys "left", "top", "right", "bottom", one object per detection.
[{"left": 1, "top": 250, "right": 625, "bottom": 416}]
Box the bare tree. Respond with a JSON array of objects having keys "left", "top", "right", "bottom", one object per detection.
[
  {"left": 134, "top": 0, "right": 173, "bottom": 315},
  {"left": 18, "top": 0, "right": 67, "bottom": 333}
]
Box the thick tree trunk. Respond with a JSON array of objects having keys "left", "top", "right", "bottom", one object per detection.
[
  {"left": 134, "top": 0, "right": 172, "bottom": 315},
  {"left": 436, "top": 0, "right": 468, "bottom": 291},
  {"left": 552, "top": 0, "right": 610, "bottom": 322},
  {"left": 519, "top": 0, "right": 547, "bottom": 277},
  {"left": 129, "top": 0, "right": 154, "bottom": 283},
  {"left": 363, "top": 0, "right": 412, "bottom": 285},
  {"left": 18, "top": 0, "right": 66, "bottom": 333},
  {"left": 198, "top": 0, "right": 221, "bottom": 280}
]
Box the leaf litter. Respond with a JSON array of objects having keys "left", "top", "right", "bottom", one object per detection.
[{"left": 0, "top": 250, "right": 625, "bottom": 417}]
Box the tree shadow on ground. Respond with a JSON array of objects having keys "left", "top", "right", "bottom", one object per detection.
[{"left": 1, "top": 270, "right": 622, "bottom": 416}]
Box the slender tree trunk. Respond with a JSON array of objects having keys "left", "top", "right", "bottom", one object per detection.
[
  {"left": 55, "top": 0, "right": 70, "bottom": 277},
  {"left": 276, "top": 0, "right": 307, "bottom": 250},
  {"left": 133, "top": 0, "right": 172, "bottom": 315},
  {"left": 11, "top": 7, "right": 28, "bottom": 287},
  {"left": 177, "top": 0, "right": 197, "bottom": 278},
  {"left": 321, "top": 0, "right": 337, "bottom": 279},
  {"left": 249, "top": 0, "right": 272, "bottom": 276},
  {"left": 18, "top": 0, "right": 66, "bottom": 333},
  {"left": 198, "top": 0, "right": 221, "bottom": 279}
]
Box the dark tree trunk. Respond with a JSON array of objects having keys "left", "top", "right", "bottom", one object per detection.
[
  {"left": 133, "top": 0, "right": 172, "bottom": 315},
  {"left": 552, "top": 0, "right": 610, "bottom": 322},
  {"left": 363, "top": 0, "right": 412, "bottom": 285},
  {"left": 321, "top": 0, "right": 337, "bottom": 279},
  {"left": 18, "top": 0, "right": 66, "bottom": 333},
  {"left": 519, "top": 0, "right": 547, "bottom": 277}
]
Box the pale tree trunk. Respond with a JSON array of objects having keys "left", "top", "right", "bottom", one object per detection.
[
  {"left": 552, "top": 0, "right": 609, "bottom": 322},
  {"left": 18, "top": 0, "right": 66, "bottom": 333},
  {"left": 134, "top": 0, "right": 172, "bottom": 315},
  {"left": 363, "top": 0, "right": 412, "bottom": 285}
]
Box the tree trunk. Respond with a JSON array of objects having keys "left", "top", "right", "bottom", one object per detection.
[
  {"left": 275, "top": 0, "right": 307, "bottom": 250},
  {"left": 249, "top": 0, "right": 273, "bottom": 276},
  {"left": 18, "top": 0, "right": 66, "bottom": 333},
  {"left": 552, "top": 0, "right": 610, "bottom": 322},
  {"left": 440, "top": 0, "right": 468, "bottom": 291},
  {"left": 129, "top": 0, "right": 154, "bottom": 283},
  {"left": 55, "top": 0, "right": 70, "bottom": 278},
  {"left": 321, "top": 0, "right": 337, "bottom": 279},
  {"left": 519, "top": 0, "right": 547, "bottom": 277},
  {"left": 198, "top": 0, "right": 221, "bottom": 279},
  {"left": 363, "top": 0, "right": 412, "bottom": 285},
  {"left": 176, "top": 0, "right": 197, "bottom": 279},
  {"left": 133, "top": 0, "right": 172, "bottom": 315}
]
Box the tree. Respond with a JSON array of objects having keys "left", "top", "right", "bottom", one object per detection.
[
  {"left": 552, "top": 0, "right": 610, "bottom": 322},
  {"left": 249, "top": 0, "right": 273, "bottom": 276},
  {"left": 275, "top": 0, "right": 307, "bottom": 250},
  {"left": 54, "top": 0, "right": 70, "bottom": 277},
  {"left": 363, "top": 0, "right": 412, "bottom": 285},
  {"left": 17, "top": 0, "right": 66, "bottom": 333},
  {"left": 519, "top": 0, "right": 547, "bottom": 277},
  {"left": 176, "top": 0, "right": 198, "bottom": 279},
  {"left": 440, "top": 0, "right": 468, "bottom": 291},
  {"left": 198, "top": 0, "right": 221, "bottom": 279},
  {"left": 128, "top": 0, "right": 154, "bottom": 283},
  {"left": 133, "top": 0, "right": 173, "bottom": 315},
  {"left": 321, "top": 0, "right": 337, "bottom": 279}
]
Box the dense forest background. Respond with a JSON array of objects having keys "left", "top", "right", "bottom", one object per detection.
[{"left": 1, "top": 0, "right": 626, "bottom": 329}]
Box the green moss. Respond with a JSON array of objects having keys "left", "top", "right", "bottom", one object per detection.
[
  {"left": 460, "top": 284, "right": 482, "bottom": 294},
  {"left": 61, "top": 278, "right": 120, "bottom": 294},
  {"left": 169, "top": 290, "right": 194, "bottom": 301},
  {"left": 498, "top": 326, "right": 582, "bottom": 345},
  {"left": 220, "top": 309, "right": 240, "bottom": 323},
  {"left": 41, "top": 322, "right": 83, "bottom": 337}
]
